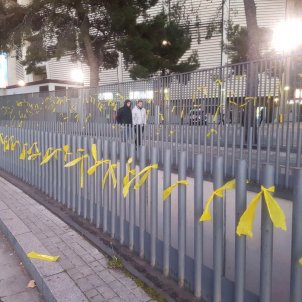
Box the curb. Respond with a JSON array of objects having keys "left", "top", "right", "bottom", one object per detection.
[{"left": 0, "top": 204, "right": 88, "bottom": 302}]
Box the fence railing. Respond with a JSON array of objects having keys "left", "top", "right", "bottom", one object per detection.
[{"left": 0, "top": 126, "right": 301, "bottom": 302}]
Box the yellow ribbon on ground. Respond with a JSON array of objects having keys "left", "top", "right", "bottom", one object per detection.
[
  {"left": 236, "top": 186, "right": 287, "bottom": 238},
  {"left": 163, "top": 180, "right": 189, "bottom": 201},
  {"left": 19, "top": 144, "right": 28, "bottom": 160},
  {"left": 27, "top": 251, "right": 60, "bottom": 262},
  {"left": 65, "top": 150, "right": 89, "bottom": 188},
  {"left": 200, "top": 179, "right": 236, "bottom": 221},
  {"left": 123, "top": 164, "right": 158, "bottom": 198},
  {"left": 207, "top": 128, "right": 218, "bottom": 137},
  {"left": 40, "top": 148, "right": 62, "bottom": 166}
]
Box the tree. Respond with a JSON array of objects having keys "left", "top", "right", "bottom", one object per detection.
[
  {"left": 0, "top": 0, "right": 159, "bottom": 87},
  {"left": 117, "top": 9, "right": 199, "bottom": 79}
]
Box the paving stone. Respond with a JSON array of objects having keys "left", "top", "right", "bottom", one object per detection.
[
  {"left": 84, "top": 288, "right": 99, "bottom": 299},
  {"left": 75, "top": 277, "right": 95, "bottom": 292},
  {"left": 97, "top": 285, "right": 117, "bottom": 299}
]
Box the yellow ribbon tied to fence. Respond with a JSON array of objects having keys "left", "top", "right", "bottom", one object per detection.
[
  {"left": 87, "top": 144, "right": 117, "bottom": 189},
  {"left": 27, "top": 142, "right": 41, "bottom": 161},
  {"left": 123, "top": 158, "right": 136, "bottom": 188},
  {"left": 207, "top": 128, "right": 218, "bottom": 137},
  {"left": 40, "top": 148, "right": 62, "bottom": 166},
  {"left": 163, "top": 180, "right": 189, "bottom": 201},
  {"left": 19, "top": 143, "right": 28, "bottom": 160},
  {"left": 299, "top": 258, "right": 302, "bottom": 265},
  {"left": 236, "top": 186, "right": 287, "bottom": 238},
  {"left": 27, "top": 251, "right": 60, "bottom": 262},
  {"left": 123, "top": 164, "right": 158, "bottom": 198},
  {"left": 63, "top": 145, "right": 72, "bottom": 162},
  {"left": 199, "top": 179, "right": 236, "bottom": 221},
  {"left": 102, "top": 163, "right": 117, "bottom": 189},
  {"left": 65, "top": 149, "right": 89, "bottom": 188}
]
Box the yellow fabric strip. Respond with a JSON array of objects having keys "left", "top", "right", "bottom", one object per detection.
[
  {"left": 40, "top": 148, "right": 62, "bottom": 166},
  {"left": 102, "top": 164, "right": 117, "bottom": 189},
  {"left": 19, "top": 144, "right": 28, "bottom": 160},
  {"left": 207, "top": 128, "right": 218, "bottom": 137},
  {"left": 27, "top": 251, "right": 60, "bottom": 262},
  {"left": 123, "top": 164, "right": 158, "bottom": 198},
  {"left": 299, "top": 258, "right": 302, "bottom": 265},
  {"left": 236, "top": 186, "right": 287, "bottom": 238},
  {"left": 65, "top": 154, "right": 89, "bottom": 188},
  {"left": 163, "top": 180, "right": 189, "bottom": 201},
  {"left": 199, "top": 179, "right": 236, "bottom": 221}
]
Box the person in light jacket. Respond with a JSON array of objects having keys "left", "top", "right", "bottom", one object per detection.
[{"left": 132, "top": 100, "right": 146, "bottom": 148}]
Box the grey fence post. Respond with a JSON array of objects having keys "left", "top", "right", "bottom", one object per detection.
[
  {"left": 150, "top": 147, "right": 158, "bottom": 267},
  {"left": 213, "top": 156, "right": 224, "bottom": 302},
  {"left": 163, "top": 149, "right": 171, "bottom": 277},
  {"left": 178, "top": 151, "right": 187, "bottom": 287},
  {"left": 103, "top": 140, "right": 109, "bottom": 233},
  {"left": 139, "top": 145, "right": 146, "bottom": 258},
  {"left": 194, "top": 154, "right": 203, "bottom": 298},
  {"left": 129, "top": 144, "right": 136, "bottom": 251},
  {"left": 235, "top": 160, "right": 247, "bottom": 302},
  {"left": 290, "top": 168, "right": 302, "bottom": 302},
  {"left": 111, "top": 140, "right": 117, "bottom": 239},
  {"left": 119, "top": 143, "right": 126, "bottom": 245},
  {"left": 260, "top": 164, "right": 274, "bottom": 302}
]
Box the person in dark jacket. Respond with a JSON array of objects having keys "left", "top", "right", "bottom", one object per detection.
[
  {"left": 116, "top": 100, "right": 132, "bottom": 125},
  {"left": 116, "top": 100, "right": 132, "bottom": 141}
]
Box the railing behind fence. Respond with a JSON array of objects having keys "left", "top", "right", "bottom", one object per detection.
[{"left": 0, "top": 126, "right": 301, "bottom": 302}]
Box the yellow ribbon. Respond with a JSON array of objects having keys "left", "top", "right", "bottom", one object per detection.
[
  {"left": 180, "top": 109, "right": 184, "bottom": 119},
  {"left": 102, "top": 164, "right": 117, "bottom": 189},
  {"left": 0, "top": 133, "right": 4, "bottom": 145},
  {"left": 87, "top": 144, "right": 117, "bottom": 189},
  {"left": 11, "top": 140, "right": 20, "bottom": 151},
  {"left": 19, "top": 144, "right": 28, "bottom": 160},
  {"left": 27, "top": 251, "right": 60, "bottom": 262},
  {"left": 236, "top": 186, "right": 287, "bottom": 238},
  {"left": 213, "top": 105, "right": 222, "bottom": 123},
  {"left": 65, "top": 150, "right": 89, "bottom": 188},
  {"left": 207, "top": 128, "right": 218, "bottom": 137},
  {"left": 299, "top": 258, "right": 302, "bottom": 265},
  {"left": 62, "top": 145, "right": 72, "bottom": 162},
  {"left": 27, "top": 142, "right": 39, "bottom": 156},
  {"left": 123, "top": 158, "right": 136, "bottom": 189},
  {"left": 40, "top": 148, "right": 62, "bottom": 166},
  {"left": 200, "top": 179, "right": 236, "bottom": 221},
  {"left": 163, "top": 180, "right": 189, "bottom": 201},
  {"left": 123, "top": 164, "right": 158, "bottom": 198},
  {"left": 215, "top": 79, "right": 223, "bottom": 86}
]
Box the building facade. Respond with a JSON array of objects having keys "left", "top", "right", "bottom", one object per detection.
[{"left": 1, "top": 0, "right": 297, "bottom": 94}]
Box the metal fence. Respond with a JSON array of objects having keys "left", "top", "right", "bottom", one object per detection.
[
  {"left": 1, "top": 120, "right": 301, "bottom": 189},
  {"left": 0, "top": 126, "right": 301, "bottom": 302}
]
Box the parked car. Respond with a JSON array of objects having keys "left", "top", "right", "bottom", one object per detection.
[{"left": 188, "top": 109, "right": 207, "bottom": 125}]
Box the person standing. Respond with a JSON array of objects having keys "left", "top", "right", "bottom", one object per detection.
[
  {"left": 132, "top": 100, "right": 146, "bottom": 148},
  {"left": 116, "top": 100, "right": 132, "bottom": 141}
]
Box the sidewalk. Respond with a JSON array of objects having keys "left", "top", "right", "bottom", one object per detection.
[
  {"left": 0, "top": 232, "right": 44, "bottom": 302},
  {"left": 0, "top": 177, "right": 154, "bottom": 302}
]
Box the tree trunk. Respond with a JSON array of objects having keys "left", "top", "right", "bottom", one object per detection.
[
  {"left": 243, "top": 0, "right": 259, "bottom": 144},
  {"left": 243, "top": 0, "right": 259, "bottom": 61},
  {"left": 81, "top": 17, "right": 100, "bottom": 88}
]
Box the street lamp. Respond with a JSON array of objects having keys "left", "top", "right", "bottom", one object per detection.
[
  {"left": 272, "top": 19, "right": 302, "bottom": 53},
  {"left": 17, "top": 80, "right": 25, "bottom": 87},
  {"left": 71, "top": 69, "right": 84, "bottom": 83}
]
